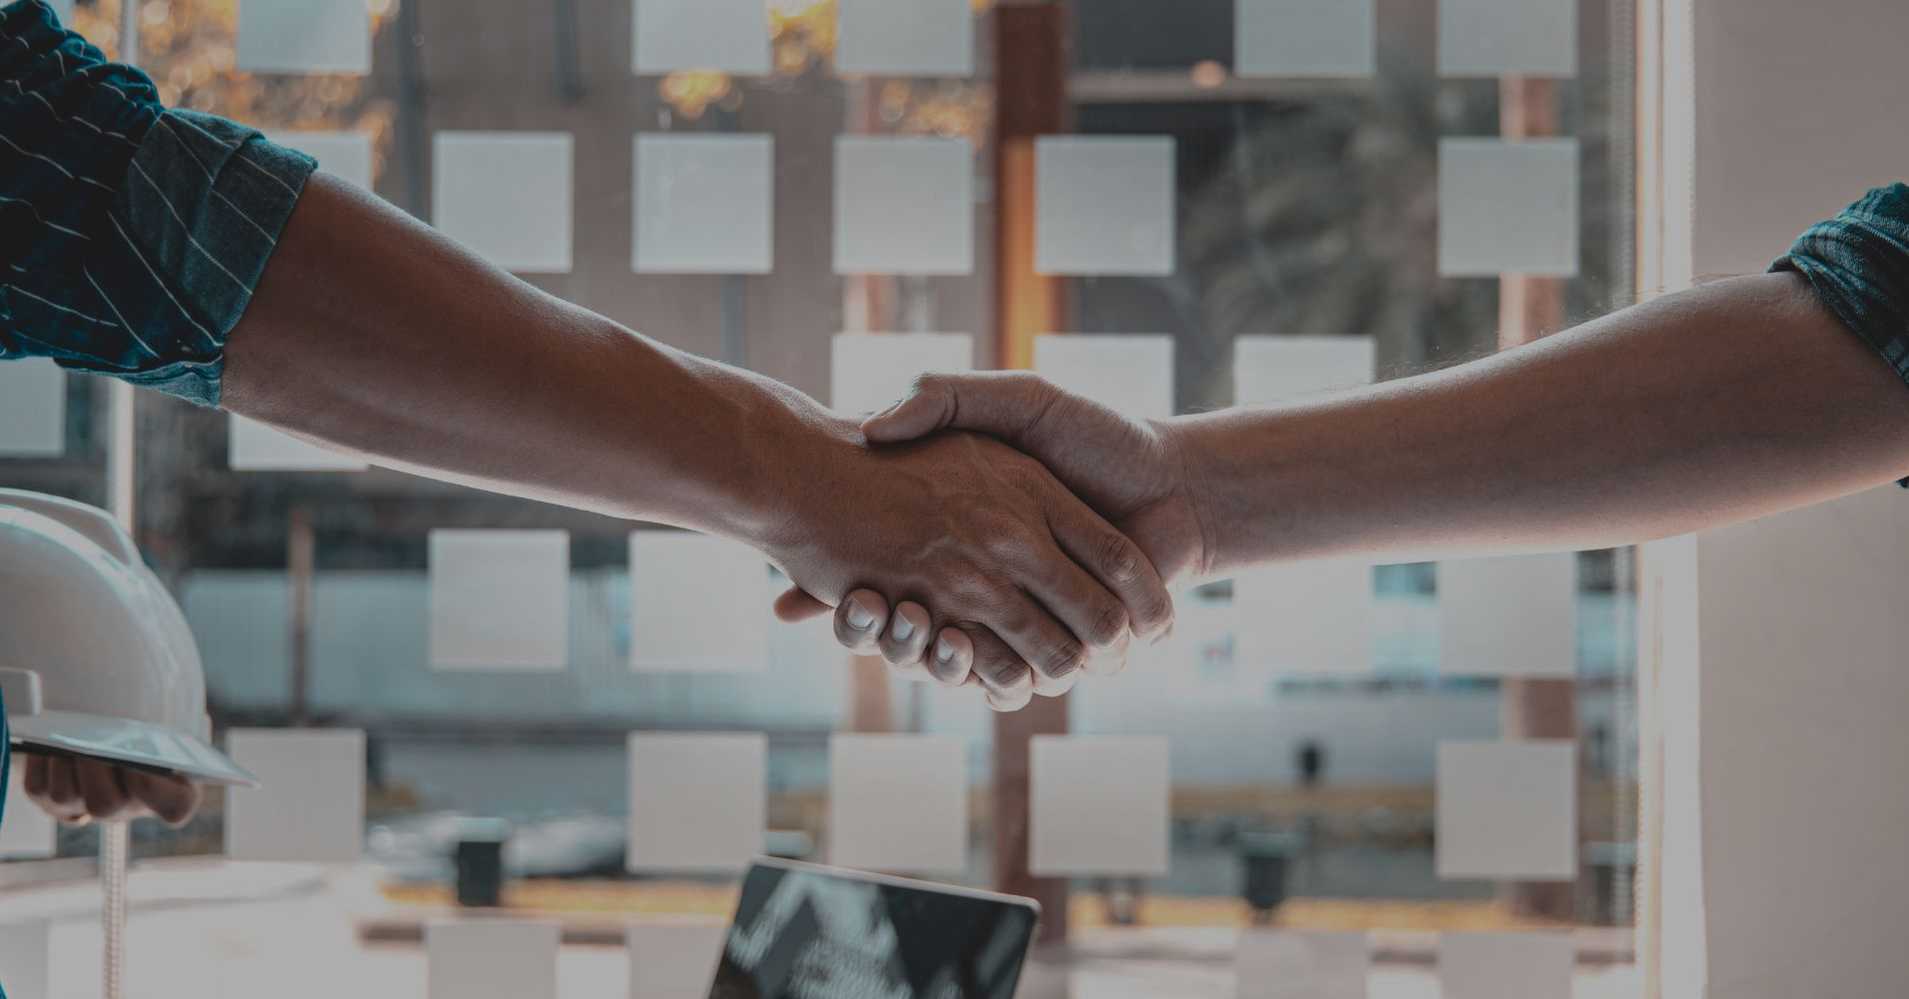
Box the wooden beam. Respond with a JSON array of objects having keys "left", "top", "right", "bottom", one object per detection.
[{"left": 991, "top": 1, "right": 1071, "bottom": 945}]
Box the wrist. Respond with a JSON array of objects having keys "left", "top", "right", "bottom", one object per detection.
[{"left": 1153, "top": 415, "right": 1225, "bottom": 581}]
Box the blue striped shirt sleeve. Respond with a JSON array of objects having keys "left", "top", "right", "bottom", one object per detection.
[{"left": 0, "top": 0, "right": 315, "bottom": 407}]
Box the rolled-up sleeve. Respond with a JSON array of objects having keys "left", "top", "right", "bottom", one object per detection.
[
  {"left": 0, "top": 0, "right": 314, "bottom": 407},
  {"left": 1772, "top": 183, "right": 1909, "bottom": 387}
]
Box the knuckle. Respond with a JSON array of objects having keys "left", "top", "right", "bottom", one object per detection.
[
  {"left": 1090, "top": 600, "right": 1130, "bottom": 647},
  {"left": 1097, "top": 532, "right": 1143, "bottom": 582},
  {"left": 1036, "top": 637, "right": 1088, "bottom": 679}
]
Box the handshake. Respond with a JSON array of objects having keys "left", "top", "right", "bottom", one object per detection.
[{"left": 764, "top": 371, "right": 1213, "bottom": 713}]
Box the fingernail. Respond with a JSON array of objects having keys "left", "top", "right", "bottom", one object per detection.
[
  {"left": 846, "top": 598, "right": 876, "bottom": 631},
  {"left": 935, "top": 639, "right": 957, "bottom": 664},
  {"left": 891, "top": 613, "right": 916, "bottom": 641}
]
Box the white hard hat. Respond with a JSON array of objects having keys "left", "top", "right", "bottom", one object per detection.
[{"left": 0, "top": 489, "right": 255, "bottom": 786}]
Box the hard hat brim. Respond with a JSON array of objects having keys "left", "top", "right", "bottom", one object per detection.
[{"left": 9, "top": 711, "right": 259, "bottom": 787}]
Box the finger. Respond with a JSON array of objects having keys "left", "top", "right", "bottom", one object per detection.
[
  {"left": 962, "top": 625, "right": 1036, "bottom": 711},
  {"left": 861, "top": 371, "right": 1056, "bottom": 445},
  {"left": 927, "top": 627, "right": 974, "bottom": 687},
  {"left": 77, "top": 759, "right": 132, "bottom": 822},
  {"left": 832, "top": 589, "right": 890, "bottom": 654},
  {"left": 773, "top": 586, "right": 832, "bottom": 622},
  {"left": 40, "top": 757, "right": 86, "bottom": 823},
  {"left": 878, "top": 601, "right": 934, "bottom": 671},
  {"left": 126, "top": 771, "right": 201, "bottom": 827},
  {"left": 1018, "top": 533, "right": 1135, "bottom": 655},
  {"left": 23, "top": 754, "right": 49, "bottom": 799},
  {"left": 1045, "top": 497, "right": 1174, "bottom": 644},
  {"left": 985, "top": 590, "right": 1089, "bottom": 688}
]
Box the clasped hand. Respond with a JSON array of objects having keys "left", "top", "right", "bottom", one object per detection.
[{"left": 774, "top": 373, "right": 1209, "bottom": 711}]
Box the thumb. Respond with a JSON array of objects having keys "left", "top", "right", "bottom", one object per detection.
[
  {"left": 772, "top": 586, "right": 833, "bottom": 622},
  {"left": 862, "top": 371, "right": 1052, "bottom": 445}
]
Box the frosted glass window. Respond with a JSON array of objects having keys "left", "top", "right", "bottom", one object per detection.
[
  {"left": 224, "top": 728, "right": 365, "bottom": 862},
  {"left": 1436, "top": 740, "right": 1576, "bottom": 881},
  {"left": 1438, "top": 0, "right": 1577, "bottom": 78},
  {"left": 627, "top": 733, "right": 765, "bottom": 873},
  {"left": 0, "top": 766, "right": 56, "bottom": 859},
  {"left": 1034, "top": 334, "right": 1175, "bottom": 420},
  {"left": 829, "top": 333, "right": 974, "bottom": 416},
  {"left": 836, "top": 0, "right": 973, "bottom": 76},
  {"left": 1439, "top": 138, "right": 1579, "bottom": 277},
  {"left": 427, "top": 921, "right": 559, "bottom": 999},
  {"left": 47, "top": 1, "right": 74, "bottom": 21},
  {"left": 829, "top": 734, "right": 967, "bottom": 875},
  {"left": 228, "top": 415, "right": 366, "bottom": 472},
  {"left": 1236, "top": 930, "right": 1368, "bottom": 999},
  {"left": 1236, "top": 0, "right": 1376, "bottom": 78},
  {"left": 633, "top": 0, "right": 770, "bottom": 75},
  {"left": 432, "top": 132, "right": 573, "bottom": 274},
  {"left": 629, "top": 531, "right": 770, "bottom": 673},
  {"left": 0, "top": 359, "right": 64, "bottom": 457},
  {"left": 0, "top": 921, "right": 48, "bottom": 999},
  {"left": 1233, "top": 559, "right": 1373, "bottom": 675},
  {"left": 1438, "top": 932, "right": 1574, "bottom": 999},
  {"left": 629, "top": 923, "right": 727, "bottom": 999},
  {"left": 236, "top": 0, "right": 370, "bottom": 75},
  {"left": 272, "top": 131, "right": 374, "bottom": 190},
  {"left": 1233, "top": 335, "right": 1374, "bottom": 406},
  {"left": 1437, "top": 552, "right": 1575, "bottom": 678},
  {"left": 834, "top": 137, "right": 974, "bottom": 275},
  {"left": 429, "top": 529, "right": 570, "bottom": 671},
  {"left": 1035, "top": 137, "right": 1176, "bottom": 276},
  {"left": 1030, "top": 735, "right": 1169, "bottom": 876},
  {"left": 634, "top": 135, "right": 774, "bottom": 275}
]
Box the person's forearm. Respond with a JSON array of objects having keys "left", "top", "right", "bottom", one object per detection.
[
  {"left": 1177, "top": 272, "right": 1909, "bottom": 571},
  {"left": 222, "top": 173, "right": 834, "bottom": 546}
]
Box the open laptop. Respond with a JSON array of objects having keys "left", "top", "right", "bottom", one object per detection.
[{"left": 707, "top": 857, "right": 1041, "bottom": 999}]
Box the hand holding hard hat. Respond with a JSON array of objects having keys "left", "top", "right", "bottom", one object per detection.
[{"left": 0, "top": 490, "right": 256, "bottom": 832}]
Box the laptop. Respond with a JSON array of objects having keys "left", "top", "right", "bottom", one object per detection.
[{"left": 707, "top": 857, "right": 1041, "bottom": 999}]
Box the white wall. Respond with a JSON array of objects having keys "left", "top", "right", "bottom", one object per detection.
[{"left": 1650, "top": 3, "right": 1909, "bottom": 991}]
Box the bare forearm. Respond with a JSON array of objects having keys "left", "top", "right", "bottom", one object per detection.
[
  {"left": 222, "top": 174, "right": 829, "bottom": 545},
  {"left": 1179, "top": 273, "right": 1909, "bottom": 570}
]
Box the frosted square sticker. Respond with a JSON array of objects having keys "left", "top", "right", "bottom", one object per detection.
[
  {"left": 829, "top": 333, "right": 973, "bottom": 416},
  {"left": 0, "top": 359, "right": 64, "bottom": 457},
  {"left": 433, "top": 132, "right": 573, "bottom": 274},
  {"left": 1034, "top": 334, "right": 1174, "bottom": 420},
  {"left": 1036, "top": 137, "right": 1176, "bottom": 276},
  {"left": 635, "top": 135, "right": 774, "bottom": 274},
  {"left": 272, "top": 131, "right": 374, "bottom": 190},
  {"left": 237, "top": 0, "right": 371, "bottom": 75},
  {"left": 427, "top": 921, "right": 559, "bottom": 999},
  {"left": 1438, "top": 0, "right": 1577, "bottom": 78},
  {"left": 1030, "top": 735, "right": 1169, "bottom": 876},
  {"left": 1236, "top": 930, "right": 1368, "bottom": 999},
  {"left": 429, "top": 529, "right": 569, "bottom": 671},
  {"left": 1436, "top": 741, "right": 1576, "bottom": 881},
  {"left": 1236, "top": 0, "right": 1376, "bottom": 78},
  {"left": 630, "top": 531, "right": 770, "bottom": 673},
  {"left": 0, "top": 766, "right": 56, "bottom": 859},
  {"left": 1439, "top": 138, "right": 1579, "bottom": 277},
  {"left": 629, "top": 923, "right": 727, "bottom": 999},
  {"left": 627, "top": 733, "right": 765, "bottom": 873},
  {"left": 1439, "top": 932, "right": 1574, "bottom": 999},
  {"left": 634, "top": 0, "right": 770, "bottom": 75},
  {"left": 836, "top": 0, "right": 973, "bottom": 76},
  {"left": 228, "top": 415, "right": 366, "bottom": 472},
  {"left": 829, "top": 734, "right": 967, "bottom": 875},
  {"left": 1233, "top": 335, "right": 1374, "bottom": 406},
  {"left": 1437, "top": 552, "right": 1575, "bottom": 678},
  {"left": 224, "top": 729, "right": 365, "bottom": 862},
  {"left": 834, "top": 137, "right": 974, "bottom": 275},
  {"left": 1233, "top": 559, "right": 1374, "bottom": 675}
]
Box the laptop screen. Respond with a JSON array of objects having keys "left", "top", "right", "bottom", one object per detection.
[{"left": 709, "top": 860, "right": 1038, "bottom": 999}]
